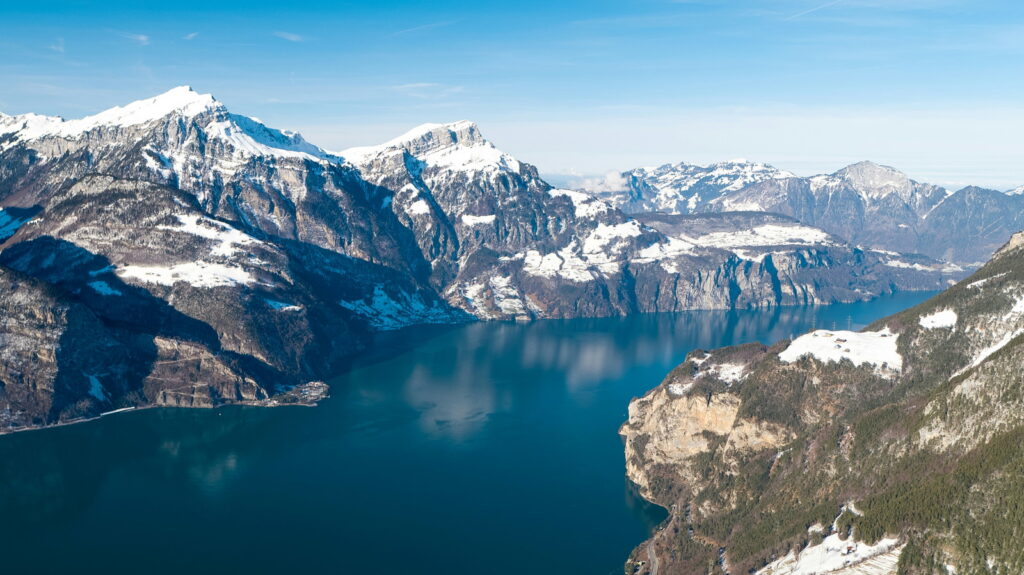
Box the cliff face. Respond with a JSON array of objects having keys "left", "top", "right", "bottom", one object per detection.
[{"left": 622, "top": 231, "right": 1024, "bottom": 575}]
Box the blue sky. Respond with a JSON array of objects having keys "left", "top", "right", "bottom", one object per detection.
[{"left": 2, "top": 0, "right": 1023, "bottom": 188}]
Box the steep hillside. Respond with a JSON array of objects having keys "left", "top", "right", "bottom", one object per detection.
[{"left": 622, "top": 231, "right": 1024, "bottom": 575}]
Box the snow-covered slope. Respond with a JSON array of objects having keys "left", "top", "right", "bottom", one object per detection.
[
  {"left": 594, "top": 160, "right": 794, "bottom": 214},
  {"left": 595, "top": 158, "right": 1021, "bottom": 266}
]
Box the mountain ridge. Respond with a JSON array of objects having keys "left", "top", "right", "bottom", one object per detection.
[{"left": 0, "top": 87, "right": 962, "bottom": 433}]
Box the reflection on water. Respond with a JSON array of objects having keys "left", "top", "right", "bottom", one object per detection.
[{"left": 0, "top": 292, "right": 934, "bottom": 575}]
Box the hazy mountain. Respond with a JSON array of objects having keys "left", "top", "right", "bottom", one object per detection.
[{"left": 593, "top": 160, "right": 1024, "bottom": 266}]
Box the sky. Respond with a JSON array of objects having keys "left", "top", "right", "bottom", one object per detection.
[{"left": 1, "top": 0, "right": 1023, "bottom": 189}]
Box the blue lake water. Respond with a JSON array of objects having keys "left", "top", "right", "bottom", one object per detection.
[{"left": 0, "top": 292, "right": 934, "bottom": 574}]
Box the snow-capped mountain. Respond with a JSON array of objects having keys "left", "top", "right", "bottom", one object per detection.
[
  {"left": 591, "top": 159, "right": 1024, "bottom": 266},
  {"left": 1008, "top": 184, "right": 1024, "bottom": 196},
  {"left": 0, "top": 87, "right": 960, "bottom": 432},
  {"left": 597, "top": 160, "right": 795, "bottom": 214},
  {"left": 621, "top": 230, "right": 1024, "bottom": 575}
]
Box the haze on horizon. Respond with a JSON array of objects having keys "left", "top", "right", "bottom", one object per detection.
[{"left": 2, "top": 0, "right": 1022, "bottom": 190}]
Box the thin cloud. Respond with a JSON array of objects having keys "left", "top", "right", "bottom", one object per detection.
[
  {"left": 117, "top": 32, "right": 151, "bottom": 46},
  {"left": 49, "top": 38, "right": 65, "bottom": 53},
  {"left": 785, "top": 0, "right": 846, "bottom": 21},
  {"left": 183, "top": 32, "right": 199, "bottom": 40},
  {"left": 390, "top": 21, "right": 456, "bottom": 36},
  {"left": 273, "top": 31, "right": 305, "bottom": 42}
]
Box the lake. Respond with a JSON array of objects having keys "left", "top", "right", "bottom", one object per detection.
[{"left": 0, "top": 292, "right": 933, "bottom": 574}]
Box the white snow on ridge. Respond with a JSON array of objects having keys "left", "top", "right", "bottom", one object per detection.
[
  {"left": 693, "top": 224, "right": 833, "bottom": 249},
  {"left": 117, "top": 262, "right": 255, "bottom": 288},
  {"left": 756, "top": 534, "right": 903, "bottom": 575},
  {"left": 697, "top": 362, "right": 747, "bottom": 384},
  {"left": 2, "top": 86, "right": 219, "bottom": 141},
  {"left": 964, "top": 273, "right": 1007, "bottom": 289},
  {"left": 342, "top": 121, "right": 521, "bottom": 174},
  {"left": 548, "top": 188, "right": 612, "bottom": 218},
  {"left": 159, "top": 214, "right": 262, "bottom": 257},
  {"left": 884, "top": 259, "right": 962, "bottom": 274},
  {"left": 919, "top": 309, "right": 957, "bottom": 329},
  {"left": 522, "top": 244, "right": 595, "bottom": 283},
  {"left": 780, "top": 328, "right": 902, "bottom": 374}
]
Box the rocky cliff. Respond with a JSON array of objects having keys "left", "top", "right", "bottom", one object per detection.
[{"left": 622, "top": 231, "right": 1024, "bottom": 574}]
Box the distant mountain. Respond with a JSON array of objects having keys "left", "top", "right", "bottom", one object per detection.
[
  {"left": 597, "top": 160, "right": 794, "bottom": 214},
  {"left": 0, "top": 87, "right": 958, "bottom": 432},
  {"left": 591, "top": 160, "right": 1024, "bottom": 266},
  {"left": 621, "top": 231, "right": 1024, "bottom": 574}
]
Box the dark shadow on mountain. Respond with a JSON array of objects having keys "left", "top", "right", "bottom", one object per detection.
[{"left": 0, "top": 237, "right": 291, "bottom": 419}]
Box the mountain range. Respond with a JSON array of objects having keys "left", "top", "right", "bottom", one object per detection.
[
  {"left": 0, "top": 87, "right": 972, "bottom": 431},
  {"left": 591, "top": 160, "right": 1024, "bottom": 266}
]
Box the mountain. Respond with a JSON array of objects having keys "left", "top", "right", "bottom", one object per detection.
[
  {"left": 597, "top": 160, "right": 795, "bottom": 214},
  {"left": 621, "top": 231, "right": 1024, "bottom": 574},
  {"left": 592, "top": 160, "right": 1024, "bottom": 266},
  {"left": 1007, "top": 184, "right": 1024, "bottom": 196},
  {"left": 0, "top": 87, "right": 958, "bottom": 432}
]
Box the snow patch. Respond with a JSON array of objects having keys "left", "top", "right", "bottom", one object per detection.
[
  {"left": 548, "top": 188, "right": 613, "bottom": 218},
  {"left": 406, "top": 200, "right": 431, "bottom": 216},
  {"left": 756, "top": 534, "right": 903, "bottom": 575},
  {"left": 339, "top": 285, "right": 455, "bottom": 330},
  {"left": 693, "top": 224, "right": 833, "bottom": 249},
  {"left": 919, "top": 309, "right": 957, "bottom": 329},
  {"left": 117, "top": 262, "right": 255, "bottom": 288},
  {"left": 264, "top": 299, "right": 302, "bottom": 312},
  {"left": 159, "top": 214, "right": 262, "bottom": 257},
  {"left": 779, "top": 328, "right": 902, "bottom": 374},
  {"left": 461, "top": 214, "right": 496, "bottom": 226}
]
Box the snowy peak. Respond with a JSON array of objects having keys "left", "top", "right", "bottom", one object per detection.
[
  {"left": 85, "top": 85, "right": 221, "bottom": 127},
  {"left": 0, "top": 86, "right": 222, "bottom": 141},
  {"left": 829, "top": 160, "right": 913, "bottom": 200},
  {"left": 387, "top": 120, "right": 486, "bottom": 153},
  {"left": 1007, "top": 184, "right": 1024, "bottom": 196},
  {"left": 342, "top": 120, "right": 521, "bottom": 173}
]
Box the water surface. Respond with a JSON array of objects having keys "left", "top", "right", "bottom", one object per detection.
[{"left": 0, "top": 292, "right": 933, "bottom": 574}]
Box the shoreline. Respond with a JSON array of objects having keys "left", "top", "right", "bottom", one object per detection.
[{"left": 0, "top": 381, "right": 330, "bottom": 438}]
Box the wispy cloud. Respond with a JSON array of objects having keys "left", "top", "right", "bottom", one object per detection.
[
  {"left": 273, "top": 31, "right": 305, "bottom": 42},
  {"left": 49, "top": 38, "right": 65, "bottom": 53},
  {"left": 117, "top": 31, "right": 151, "bottom": 46},
  {"left": 784, "top": 0, "right": 846, "bottom": 21},
  {"left": 390, "top": 21, "right": 456, "bottom": 36},
  {"left": 183, "top": 32, "right": 199, "bottom": 41}
]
